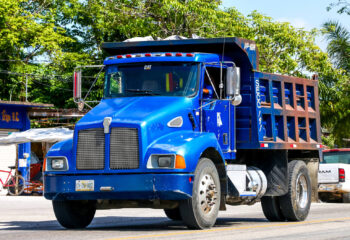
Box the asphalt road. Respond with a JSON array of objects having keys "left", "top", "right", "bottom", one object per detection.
[{"left": 0, "top": 196, "right": 350, "bottom": 240}]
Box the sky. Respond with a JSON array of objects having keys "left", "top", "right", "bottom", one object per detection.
[{"left": 221, "top": 0, "right": 349, "bottom": 51}]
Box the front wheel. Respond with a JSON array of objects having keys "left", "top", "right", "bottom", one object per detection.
[
  {"left": 7, "top": 175, "right": 25, "bottom": 196},
  {"left": 53, "top": 200, "right": 96, "bottom": 229},
  {"left": 279, "top": 160, "right": 311, "bottom": 221},
  {"left": 179, "top": 158, "right": 221, "bottom": 229}
]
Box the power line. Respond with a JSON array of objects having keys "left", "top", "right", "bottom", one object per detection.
[
  {"left": 0, "top": 70, "right": 101, "bottom": 82},
  {"left": 0, "top": 70, "right": 103, "bottom": 92},
  {"left": 0, "top": 59, "right": 103, "bottom": 64},
  {"left": 0, "top": 70, "right": 71, "bottom": 81}
]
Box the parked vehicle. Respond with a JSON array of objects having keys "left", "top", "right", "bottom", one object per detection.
[
  {"left": 44, "top": 37, "right": 322, "bottom": 229},
  {"left": 319, "top": 149, "right": 350, "bottom": 203}
]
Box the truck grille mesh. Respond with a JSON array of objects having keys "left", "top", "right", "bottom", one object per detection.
[
  {"left": 76, "top": 128, "right": 105, "bottom": 170},
  {"left": 110, "top": 128, "right": 139, "bottom": 169}
]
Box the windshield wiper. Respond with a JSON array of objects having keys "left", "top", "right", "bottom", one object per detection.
[{"left": 125, "top": 89, "right": 160, "bottom": 96}]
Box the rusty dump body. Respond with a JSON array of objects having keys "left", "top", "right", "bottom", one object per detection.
[
  {"left": 236, "top": 71, "right": 322, "bottom": 150},
  {"left": 103, "top": 37, "right": 322, "bottom": 151}
]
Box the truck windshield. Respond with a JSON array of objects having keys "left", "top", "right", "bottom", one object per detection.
[
  {"left": 104, "top": 62, "right": 198, "bottom": 98},
  {"left": 323, "top": 151, "right": 350, "bottom": 164}
]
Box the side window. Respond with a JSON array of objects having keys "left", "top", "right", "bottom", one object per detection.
[
  {"left": 203, "top": 67, "right": 226, "bottom": 99},
  {"left": 109, "top": 72, "right": 123, "bottom": 94}
]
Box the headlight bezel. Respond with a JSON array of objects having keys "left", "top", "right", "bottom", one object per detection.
[
  {"left": 46, "top": 157, "right": 69, "bottom": 171},
  {"left": 146, "top": 154, "right": 186, "bottom": 169}
]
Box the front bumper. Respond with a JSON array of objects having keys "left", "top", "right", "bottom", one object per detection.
[
  {"left": 44, "top": 173, "right": 193, "bottom": 201},
  {"left": 318, "top": 183, "right": 350, "bottom": 193}
]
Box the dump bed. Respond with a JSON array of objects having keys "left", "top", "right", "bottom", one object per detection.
[
  {"left": 102, "top": 37, "right": 322, "bottom": 150},
  {"left": 237, "top": 71, "right": 321, "bottom": 150}
]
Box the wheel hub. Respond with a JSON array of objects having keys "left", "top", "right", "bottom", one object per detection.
[
  {"left": 296, "top": 174, "right": 308, "bottom": 209},
  {"left": 198, "top": 174, "right": 218, "bottom": 214}
]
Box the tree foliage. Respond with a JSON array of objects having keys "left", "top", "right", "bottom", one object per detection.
[
  {"left": 321, "top": 20, "right": 350, "bottom": 147},
  {"left": 0, "top": 0, "right": 348, "bottom": 145}
]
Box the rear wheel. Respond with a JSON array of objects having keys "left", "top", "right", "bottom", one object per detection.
[
  {"left": 261, "top": 196, "right": 285, "bottom": 221},
  {"left": 164, "top": 207, "right": 182, "bottom": 220},
  {"left": 53, "top": 200, "right": 96, "bottom": 229},
  {"left": 179, "top": 158, "right": 221, "bottom": 229},
  {"left": 279, "top": 160, "right": 311, "bottom": 221},
  {"left": 343, "top": 193, "right": 350, "bottom": 203},
  {"left": 7, "top": 175, "right": 25, "bottom": 196}
]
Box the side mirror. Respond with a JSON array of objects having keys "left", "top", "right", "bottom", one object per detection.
[
  {"left": 226, "top": 66, "right": 242, "bottom": 106},
  {"left": 73, "top": 69, "right": 82, "bottom": 100}
]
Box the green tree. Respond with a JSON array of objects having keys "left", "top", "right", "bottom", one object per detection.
[
  {"left": 1, "top": 0, "right": 346, "bottom": 130},
  {"left": 321, "top": 20, "right": 350, "bottom": 147},
  {"left": 0, "top": 0, "right": 94, "bottom": 107}
]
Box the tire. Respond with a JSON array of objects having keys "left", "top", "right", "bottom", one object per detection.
[
  {"left": 52, "top": 200, "right": 96, "bottom": 229},
  {"left": 261, "top": 196, "right": 285, "bottom": 222},
  {"left": 343, "top": 193, "right": 350, "bottom": 203},
  {"left": 8, "top": 175, "right": 25, "bottom": 196},
  {"left": 279, "top": 160, "right": 311, "bottom": 221},
  {"left": 164, "top": 208, "right": 182, "bottom": 220},
  {"left": 179, "top": 158, "right": 221, "bottom": 229}
]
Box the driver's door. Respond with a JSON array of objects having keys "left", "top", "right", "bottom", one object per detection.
[{"left": 201, "top": 66, "right": 231, "bottom": 153}]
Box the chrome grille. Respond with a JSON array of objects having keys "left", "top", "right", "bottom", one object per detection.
[
  {"left": 110, "top": 128, "right": 139, "bottom": 169},
  {"left": 76, "top": 128, "right": 105, "bottom": 170}
]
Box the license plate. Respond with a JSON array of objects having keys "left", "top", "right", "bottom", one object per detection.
[{"left": 76, "top": 180, "right": 94, "bottom": 191}]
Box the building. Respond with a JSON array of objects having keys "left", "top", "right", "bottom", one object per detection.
[{"left": 0, "top": 101, "right": 53, "bottom": 182}]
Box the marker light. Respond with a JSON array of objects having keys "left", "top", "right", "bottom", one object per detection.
[
  {"left": 126, "top": 54, "right": 132, "bottom": 58},
  {"left": 117, "top": 55, "right": 123, "bottom": 59},
  {"left": 176, "top": 53, "right": 183, "bottom": 57},
  {"left": 43, "top": 158, "right": 47, "bottom": 172},
  {"left": 145, "top": 53, "right": 152, "bottom": 57},
  {"left": 165, "top": 53, "right": 172, "bottom": 56},
  {"left": 175, "top": 155, "right": 186, "bottom": 169},
  {"left": 186, "top": 53, "right": 194, "bottom": 57}
]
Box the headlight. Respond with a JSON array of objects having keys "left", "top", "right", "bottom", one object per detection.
[
  {"left": 158, "top": 156, "right": 173, "bottom": 167},
  {"left": 147, "top": 154, "right": 186, "bottom": 169},
  {"left": 46, "top": 157, "right": 69, "bottom": 171},
  {"left": 52, "top": 159, "right": 64, "bottom": 169}
]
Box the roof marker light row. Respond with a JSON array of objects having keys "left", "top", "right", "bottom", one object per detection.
[{"left": 108, "top": 53, "right": 195, "bottom": 60}]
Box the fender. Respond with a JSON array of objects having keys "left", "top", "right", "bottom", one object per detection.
[
  {"left": 46, "top": 138, "right": 74, "bottom": 161},
  {"left": 146, "top": 130, "right": 225, "bottom": 172}
]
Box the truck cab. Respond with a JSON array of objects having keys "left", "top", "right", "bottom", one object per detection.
[{"left": 44, "top": 38, "right": 321, "bottom": 230}]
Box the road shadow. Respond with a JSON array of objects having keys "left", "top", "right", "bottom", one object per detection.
[{"left": 0, "top": 216, "right": 267, "bottom": 232}]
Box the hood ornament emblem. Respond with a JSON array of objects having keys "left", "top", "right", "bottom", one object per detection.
[{"left": 103, "top": 117, "right": 112, "bottom": 134}]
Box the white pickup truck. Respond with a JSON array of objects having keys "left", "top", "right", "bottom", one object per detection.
[{"left": 318, "top": 149, "right": 350, "bottom": 203}]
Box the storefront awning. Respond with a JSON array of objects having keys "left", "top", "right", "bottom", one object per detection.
[{"left": 0, "top": 128, "right": 73, "bottom": 144}]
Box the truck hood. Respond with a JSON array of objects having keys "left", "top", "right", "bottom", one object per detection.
[{"left": 75, "top": 96, "right": 195, "bottom": 147}]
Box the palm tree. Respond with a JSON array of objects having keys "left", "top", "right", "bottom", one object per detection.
[
  {"left": 321, "top": 20, "right": 350, "bottom": 147},
  {"left": 322, "top": 20, "right": 350, "bottom": 71}
]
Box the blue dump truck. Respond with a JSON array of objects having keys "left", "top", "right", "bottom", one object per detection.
[{"left": 44, "top": 38, "right": 322, "bottom": 229}]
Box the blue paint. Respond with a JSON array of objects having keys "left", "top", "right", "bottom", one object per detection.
[
  {"left": 45, "top": 38, "right": 321, "bottom": 201},
  {"left": 44, "top": 173, "right": 193, "bottom": 200}
]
